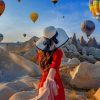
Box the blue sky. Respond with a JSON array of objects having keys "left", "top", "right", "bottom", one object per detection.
[{"left": 0, "top": 0, "right": 100, "bottom": 42}]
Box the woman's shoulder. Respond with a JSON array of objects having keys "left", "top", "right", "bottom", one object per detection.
[{"left": 55, "top": 48, "right": 63, "bottom": 52}]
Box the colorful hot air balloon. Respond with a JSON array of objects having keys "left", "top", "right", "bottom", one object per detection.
[
  {"left": 51, "top": 0, "right": 58, "bottom": 4},
  {"left": 30, "top": 12, "right": 38, "bottom": 23},
  {"left": 0, "top": 33, "right": 3, "bottom": 42},
  {"left": 0, "top": 0, "right": 5, "bottom": 16},
  {"left": 81, "top": 20, "right": 95, "bottom": 38},
  {"left": 89, "top": 0, "right": 100, "bottom": 21}
]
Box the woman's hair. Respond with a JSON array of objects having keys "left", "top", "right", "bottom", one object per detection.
[
  {"left": 37, "top": 49, "right": 53, "bottom": 71},
  {"left": 37, "top": 34, "right": 58, "bottom": 71}
]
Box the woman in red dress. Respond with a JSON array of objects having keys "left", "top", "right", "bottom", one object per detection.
[{"left": 35, "top": 26, "right": 69, "bottom": 100}]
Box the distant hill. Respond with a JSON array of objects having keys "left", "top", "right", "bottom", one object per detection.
[{"left": 0, "top": 36, "right": 39, "bottom": 54}]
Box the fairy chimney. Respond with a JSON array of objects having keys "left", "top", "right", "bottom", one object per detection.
[
  {"left": 80, "top": 36, "right": 87, "bottom": 47},
  {"left": 71, "top": 33, "right": 77, "bottom": 46}
]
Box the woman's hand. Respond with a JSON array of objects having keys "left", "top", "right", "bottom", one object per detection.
[
  {"left": 32, "top": 83, "right": 50, "bottom": 100},
  {"left": 43, "top": 68, "right": 59, "bottom": 100},
  {"left": 44, "top": 77, "right": 59, "bottom": 96}
]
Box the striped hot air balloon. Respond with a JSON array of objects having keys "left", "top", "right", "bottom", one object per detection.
[
  {"left": 81, "top": 20, "right": 95, "bottom": 38},
  {"left": 89, "top": 0, "right": 100, "bottom": 21},
  {"left": 0, "top": 0, "right": 5, "bottom": 16}
]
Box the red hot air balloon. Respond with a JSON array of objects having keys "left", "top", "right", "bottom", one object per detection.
[
  {"left": 81, "top": 20, "right": 95, "bottom": 38},
  {"left": 0, "top": 0, "right": 5, "bottom": 16}
]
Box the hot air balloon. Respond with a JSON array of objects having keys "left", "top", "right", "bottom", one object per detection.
[
  {"left": 23, "top": 33, "right": 26, "bottom": 37},
  {"left": 63, "top": 16, "right": 65, "bottom": 19},
  {"left": 81, "top": 20, "right": 95, "bottom": 38},
  {"left": 89, "top": 0, "right": 100, "bottom": 21},
  {"left": 0, "top": 33, "right": 3, "bottom": 42},
  {"left": 18, "top": 0, "right": 21, "bottom": 2},
  {"left": 30, "top": 12, "right": 38, "bottom": 23},
  {"left": 51, "top": 0, "right": 58, "bottom": 4},
  {"left": 0, "top": 0, "right": 5, "bottom": 16}
]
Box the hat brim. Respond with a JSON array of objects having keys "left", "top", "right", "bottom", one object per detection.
[{"left": 36, "top": 28, "right": 69, "bottom": 51}]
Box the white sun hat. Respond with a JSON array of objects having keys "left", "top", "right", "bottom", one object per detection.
[{"left": 36, "top": 26, "right": 69, "bottom": 51}]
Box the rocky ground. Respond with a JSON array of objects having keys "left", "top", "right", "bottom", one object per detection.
[{"left": 0, "top": 35, "right": 100, "bottom": 100}]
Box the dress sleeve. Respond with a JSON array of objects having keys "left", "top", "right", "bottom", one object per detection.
[{"left": 50, "top": 49, "right": 63, "bottom": 69}]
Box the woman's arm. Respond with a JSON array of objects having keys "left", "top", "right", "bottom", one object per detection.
[
  {"left": 44, "top": 68, "right": 58, "bottom": 97},
  {"left": 47, "top": 68, "right": 56, "bottom": 80}
]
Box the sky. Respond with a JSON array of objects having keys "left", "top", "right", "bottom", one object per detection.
[{"left": 0, "top": 0, "right": 100, "bottom": 43}]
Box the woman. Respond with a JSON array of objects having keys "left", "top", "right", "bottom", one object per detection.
[{"left": 35, "top": 26, "right": 69, "bottom": 100}]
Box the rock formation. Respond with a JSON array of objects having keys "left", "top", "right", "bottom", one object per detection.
[
  {"left": 80, "top": 36, "right": 87, "bottom": 47},
  {"left": 60, "top": 62, "right": 100, "bottom": 89},
  {"left": 0, "top": 47, "right": 41, "bottom": 82}
]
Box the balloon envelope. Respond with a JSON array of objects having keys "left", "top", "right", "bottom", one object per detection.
[
  {"left": 30, "top": 12, "right": 38, "bottom": 23},
  {"left": 23, "top": 33, "right": 26, "bottom": 37},
  {"left": 0, "top": 0, "right": 5, "bottom": 16},
  {"left": 63, "top": 16, "right": 65, "bottom": 19},
  {"left": 18, "top": 0, "right": 21, "bottom": 2},
  {"left": 89, "top": 0, "right": 100, "bottom": 21},
  {"left": 0, "top": 33, "right": 3, "bottom": 42},
  {"left": 51, "top": 0, "right": 58, "bottom": 4},
  {"left": 81, "top": 20, "right": 95, "bottom": 37}
]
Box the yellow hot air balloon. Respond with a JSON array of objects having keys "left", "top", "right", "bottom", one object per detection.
[
  {"left": 0, "top": 0, "right": 5, "bottom": 16},
  {"left": 30, "top": 12, "right": 38, "bottom": 23},
  {"left": 89, "top": 0, "right": 100, "bottom": 21}
]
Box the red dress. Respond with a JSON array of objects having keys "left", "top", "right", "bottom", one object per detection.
[{"left": 37, "top": 49, "right": 65, "bottom": 100}]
